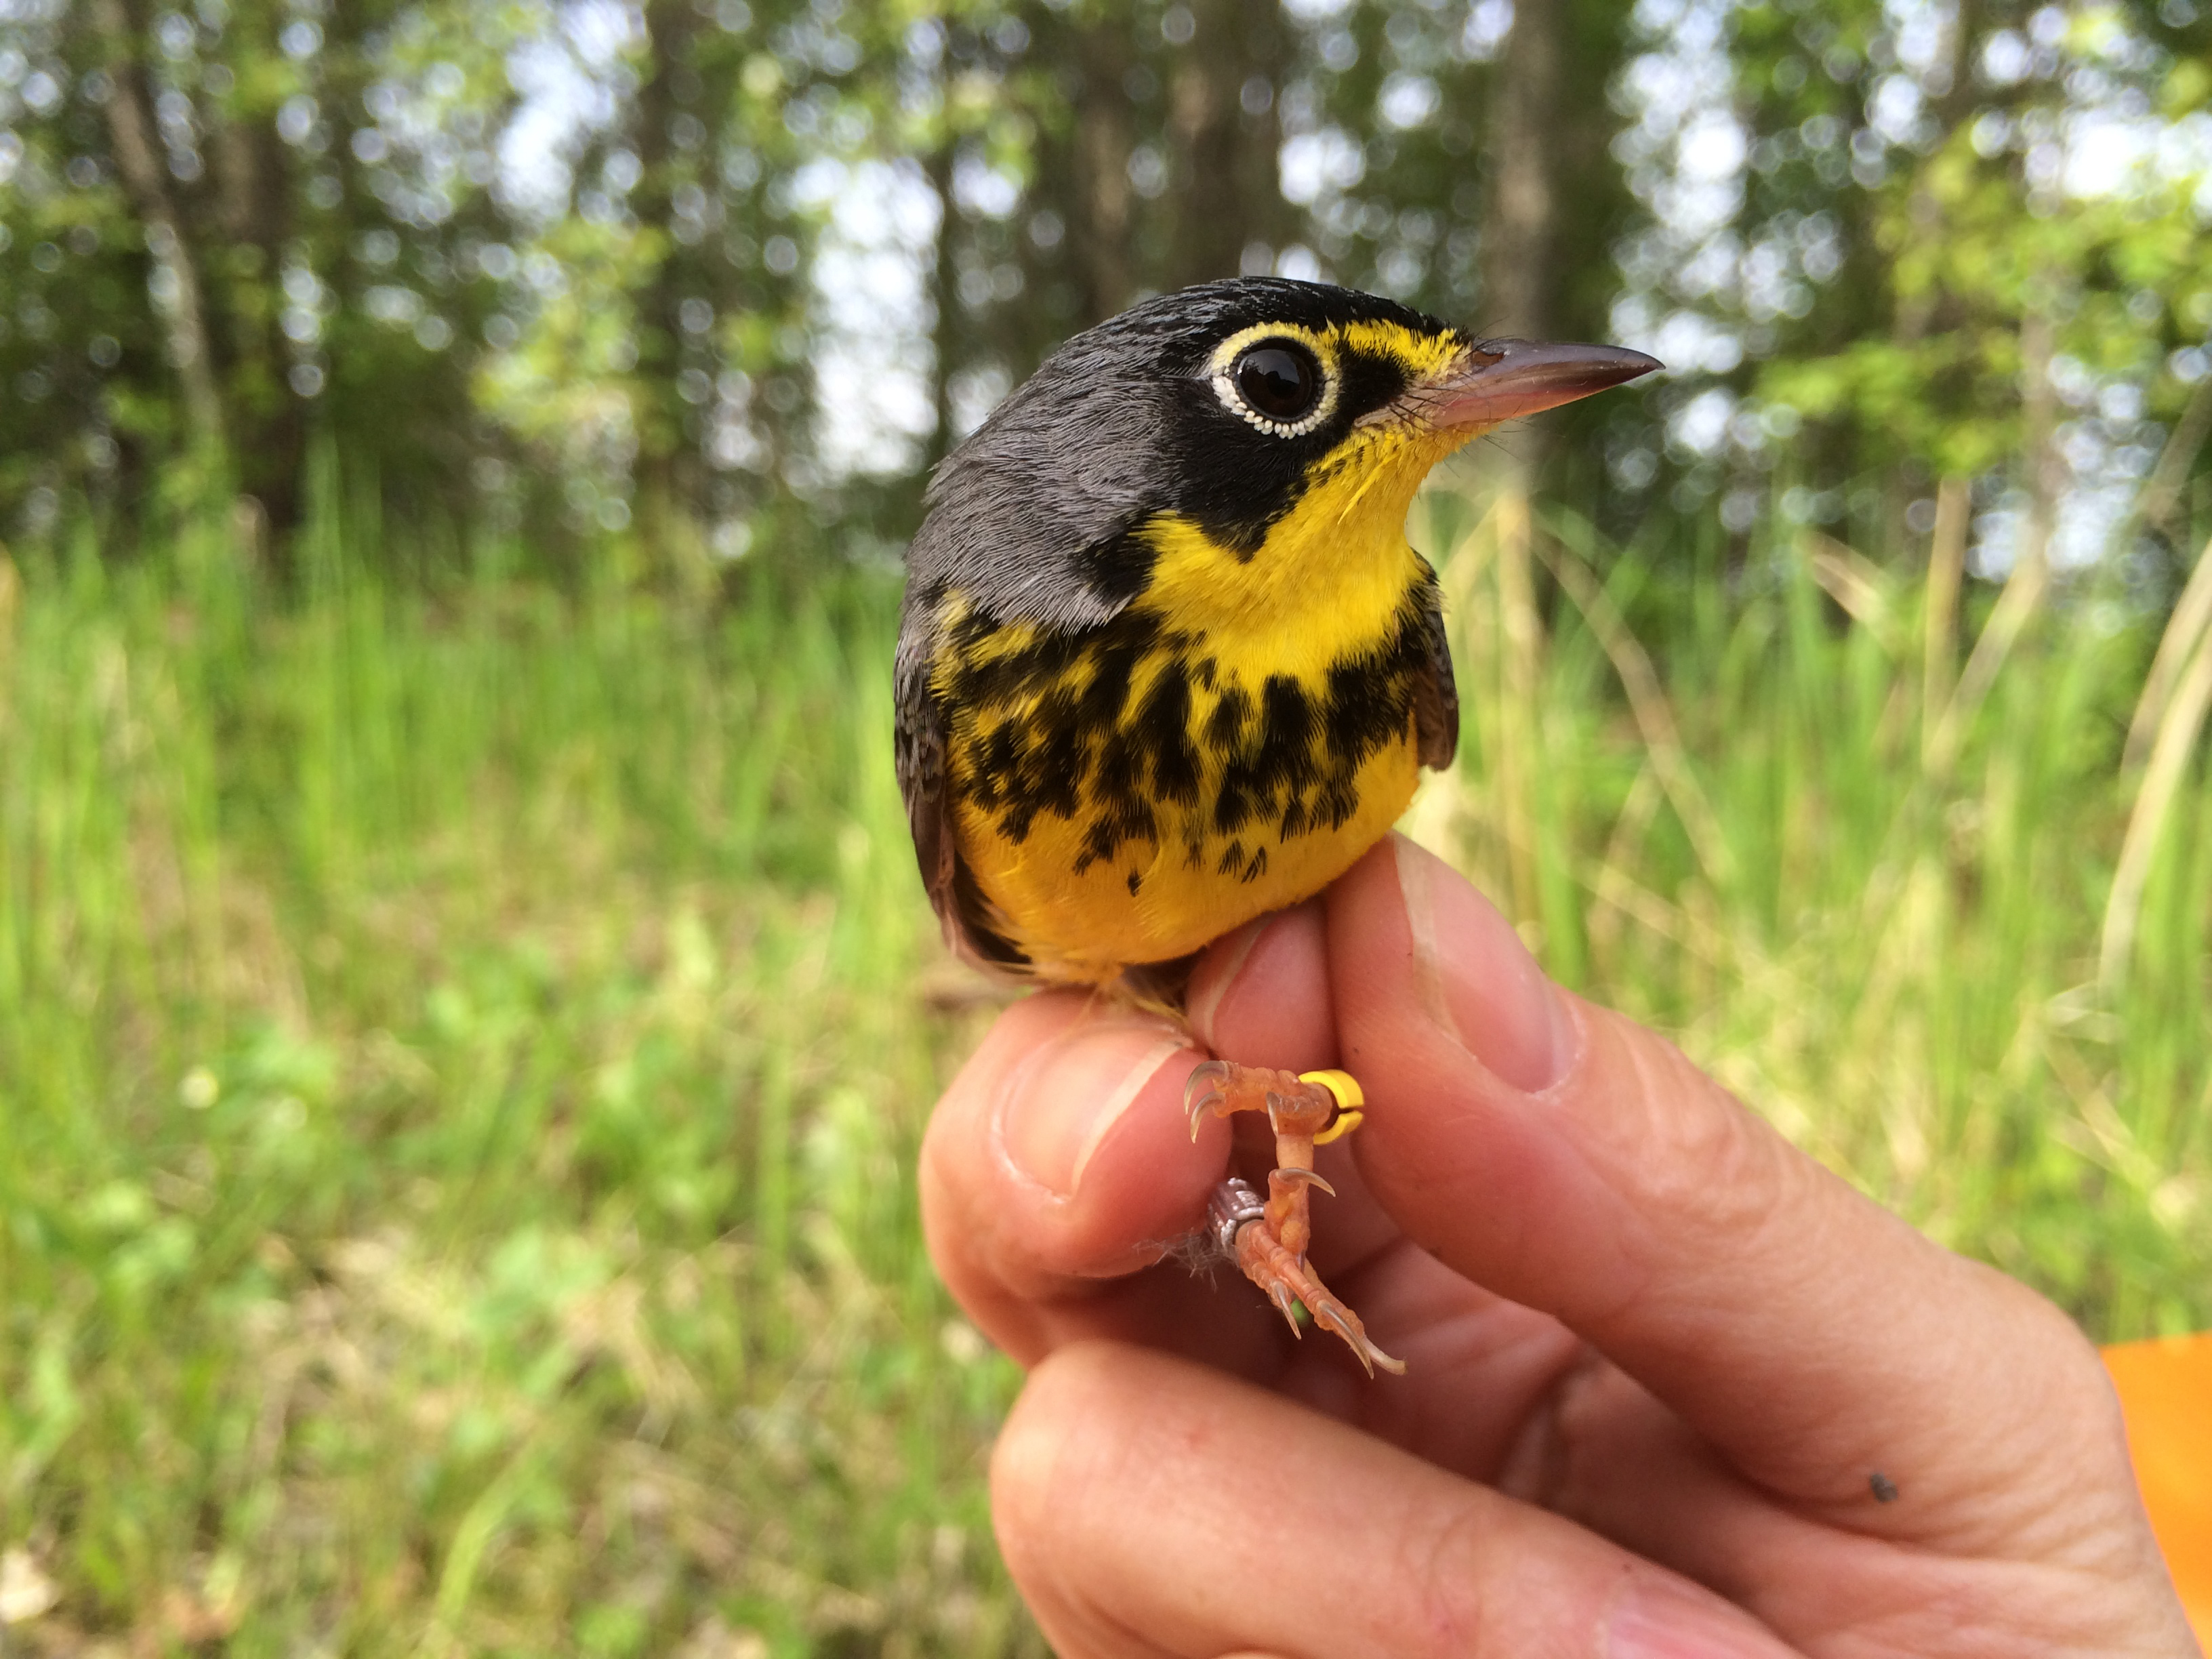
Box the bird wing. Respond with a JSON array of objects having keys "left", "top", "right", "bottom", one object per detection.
[
  {"left": 1412, "top": 581, "right": 1460, "bottom": 771},
  {"left": 893, "top": 593, "right": 1031, "bottom": 975},
  {"left": 893, "top": 608, "right": 955, "bottom": 920}
]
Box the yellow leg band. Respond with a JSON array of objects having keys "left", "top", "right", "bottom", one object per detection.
[
  {"left": 1298, "top": 1069, "right": 1366, "bottom": 1109},
  {"left": 1300, "top": 1069, "right": 1367, "bottom": 1144},
  {"left": 1313, "top": 1109, "right": 1364, "bottom": 1146}
]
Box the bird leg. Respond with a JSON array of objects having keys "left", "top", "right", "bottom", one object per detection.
[{"left": 1185, "top": 1062, "right": 1404, "bottom": 1376}]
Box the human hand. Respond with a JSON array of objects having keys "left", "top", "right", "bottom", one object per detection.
[{"left": 920, "top": 835, "right": 2198, "bottom": 1657}]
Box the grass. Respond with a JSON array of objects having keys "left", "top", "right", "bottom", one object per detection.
[
  {"left": 1, "top": 501, "right": 1033, "bottom": 1656},
  {"left": 1410, "top": 482, "right": 2211, "bottom": 1334},
  {"left": 1, "top": 478, "right": 2208, "bottom": 1653}
]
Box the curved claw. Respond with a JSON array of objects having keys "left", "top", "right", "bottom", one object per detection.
[
  {"left": 1183, "top": 1060, "right": 1229, "bottom": 1112},
  {"left": 1185, "top": 1061, "right": 1232, "bottom": 1140},
  {"left": 1268, "top": 1282, "right": 1305, "bottom": 1336},
  {"left": 1275, "top": 1166, "right": 1337, "bottom": 1197},
  {"left": 1263, "top": 1090, "right": 1285, "bottom": 1132},
  {"left": 1311, "top": 1302, "right": 1407, "bottom": 1378}
]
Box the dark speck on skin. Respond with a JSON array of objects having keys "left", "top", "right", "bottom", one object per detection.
[{"left": 1870, "top": 1471, "right": 1900, "bottom": 1503}]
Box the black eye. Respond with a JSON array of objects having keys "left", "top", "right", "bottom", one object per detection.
[{"left": 1232, "top": 342, "right": 1321, "bottom": 424}]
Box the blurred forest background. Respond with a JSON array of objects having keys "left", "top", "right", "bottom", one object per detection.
[
  {"left": 5, "top": 0, "right": 2212, "bottom": 1654},
  {"left": 4, "top": 0, "right": 2210, "bottom": 571}
]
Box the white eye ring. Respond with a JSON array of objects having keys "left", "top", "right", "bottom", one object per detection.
[{"left": 1210, "top": 338, "right": 1339, "bottom": 437}]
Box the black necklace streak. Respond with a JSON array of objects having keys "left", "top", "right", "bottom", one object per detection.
[{"left": 943, "top": 584, "right": 1436, "bottom": 887}]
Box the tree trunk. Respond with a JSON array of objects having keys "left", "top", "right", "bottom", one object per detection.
[
  {"left": 634, "top": 0, "right": 710, "bottom": 589},
  {"left": 926, "top": 131, "right": 962, "bottom": 466},
  {"left": 91, "top": 0, "right": 228, "bottom": 455},
  {"left": 209, "top": 85, "right": 304, "bottom": 533},
  {"left": 1479, "top": 0, "right": 1564, "bottom": 490},
  {"left": 1479, "top": 0, "right": 1562, "bottom": 342},
  {"left": 1883, "top": 0, "right": 1984, "bottom": 556},
  {"left": 1069, "top": 23, "right": 1136, "bottom": 323},
  {"left": 1892, "top": 0, "right": 1982, "bottom": 349},
  {"left": 1162, "top": 0, "right": 1288, "bottom": 290}
]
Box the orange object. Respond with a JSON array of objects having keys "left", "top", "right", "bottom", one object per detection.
[{"left": 2105, "top": 1334, "right": 2212, "bottom": 1646}]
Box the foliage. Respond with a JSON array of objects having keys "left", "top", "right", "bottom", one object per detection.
[
  {"left": 0, "top": 495, "right": 1035, "bottom": 1654},
  {"left": 9, "top": 0, "right": 2204, "bottom": 577},
  {"left": 1618, "top": 0, "right": 2212, "bottom": 572},
  {"left": 1412, "top": 480, "right": 2210, "bottom": 1334}
]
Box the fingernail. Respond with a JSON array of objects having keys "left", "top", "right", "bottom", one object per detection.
[
  {"left": 998, "top": 1017, "right": 1191, "bottom": 1197},
  {"left": 1607, "top": 1579, "right": 1793, "bottom": 1659},
  {"left": 1393, "top": 836, "right": 1576, "bottom": 1092}
]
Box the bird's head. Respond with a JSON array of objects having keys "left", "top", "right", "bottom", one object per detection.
[{"left": 909, "top": 277, "right": 1658, "bottom": 634}]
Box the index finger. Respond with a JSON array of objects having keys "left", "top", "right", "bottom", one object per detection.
[{"left": 1323, "top": 836, "right": 2144, "bottom": 1559}]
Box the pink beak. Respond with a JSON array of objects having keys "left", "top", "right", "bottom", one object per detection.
[{"left": 1392, "top": 338, "right": 1662, "bottom": 430}]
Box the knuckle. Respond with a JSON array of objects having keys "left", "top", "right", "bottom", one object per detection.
[
  {"left": 1983, "top": 1267, "right": 2121, "bottom": 1424},
  {"left": 989, "top": 1368, "right": 1084, "bottom": 1559},
  {"left": 1404, "top": 1496, "right": 1506, "bottom": 1652},
  {"left": 1603, "top": 1014, "right": 1802, "bottom": 1244},
  {"left": 990, "top": 1345, "right": 1135, "bottom": 1534}
]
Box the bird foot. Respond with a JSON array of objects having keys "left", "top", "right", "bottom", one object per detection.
[
  {"left": 1187, "top": 1062, "right": 1402, "bottom": 1377},
  {"left": 1183, "top": 1061, "right": 1364, "bottom": 1145}
]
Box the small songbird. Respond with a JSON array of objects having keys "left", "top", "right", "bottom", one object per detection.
[{"left": 897, "top": 277, "right": 1656, "bottom": 1373}]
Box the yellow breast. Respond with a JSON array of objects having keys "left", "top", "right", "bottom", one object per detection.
[
  {"left": 936, "top": 419, "right": 1453, "bottom": 979},
  {"left": 953, "top": 702, "right": 1421, "bottom": 976}
]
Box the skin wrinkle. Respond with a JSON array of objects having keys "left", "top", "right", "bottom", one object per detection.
[
  {"left": 1752, "top": 1549, "right": 2146, "bottom": 1659},
  {"left": 1058, "top": 1521, "right": 1193, "bottom": 1659},
  {"left": 1040, "top": 1366, "right": 1297, "bottom": 1657},
  {"left": 1400, "top": 1299, "right": 1592, "bottom": 1480},
  {"left": 1494, "top": 1338, "right": 1612, "bottom": 1510},
  {"left": 1565, "top": 1010, "right": 1803, "bottom": 1334},
  {"left": 1543, "top": 1386, "right": 1861, "bottom": 1626},
  {"left": 1404, "top": 1492, "right": 1502, "bottom": 1654},
  {"left": 1800, "top": 1383, "right": 2129, "bottom": 1591},
  {"left": 1747, "top": 1247, "right": 2112, "bottom": 1547},
  {"left": 985, "top": 1234, "right": 2179, "bottom": 1635},
  {"left": 1552, "top": 1370, "right": 1787, "bottom": 1572},
  {"left": 1578, "top": 1441, "right": 2130, "bottom": 1659},
  {"left": 1477, "top": 1111, "right": 2158, "bottom": 1618},
  {"left": 1570, "top": 1031, "right": 2045, "bottom": 1524},
  {"left": 1067, "top": 1547, "right": 1193, "bottom": 1653},
  {"left": 1901, "top": 1315, "right": 2147, "bottom": 1565}
]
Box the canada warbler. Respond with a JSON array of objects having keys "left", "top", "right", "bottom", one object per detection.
[{"left": 898, "top": 276, "right": 1656, "bottom": 1372}]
